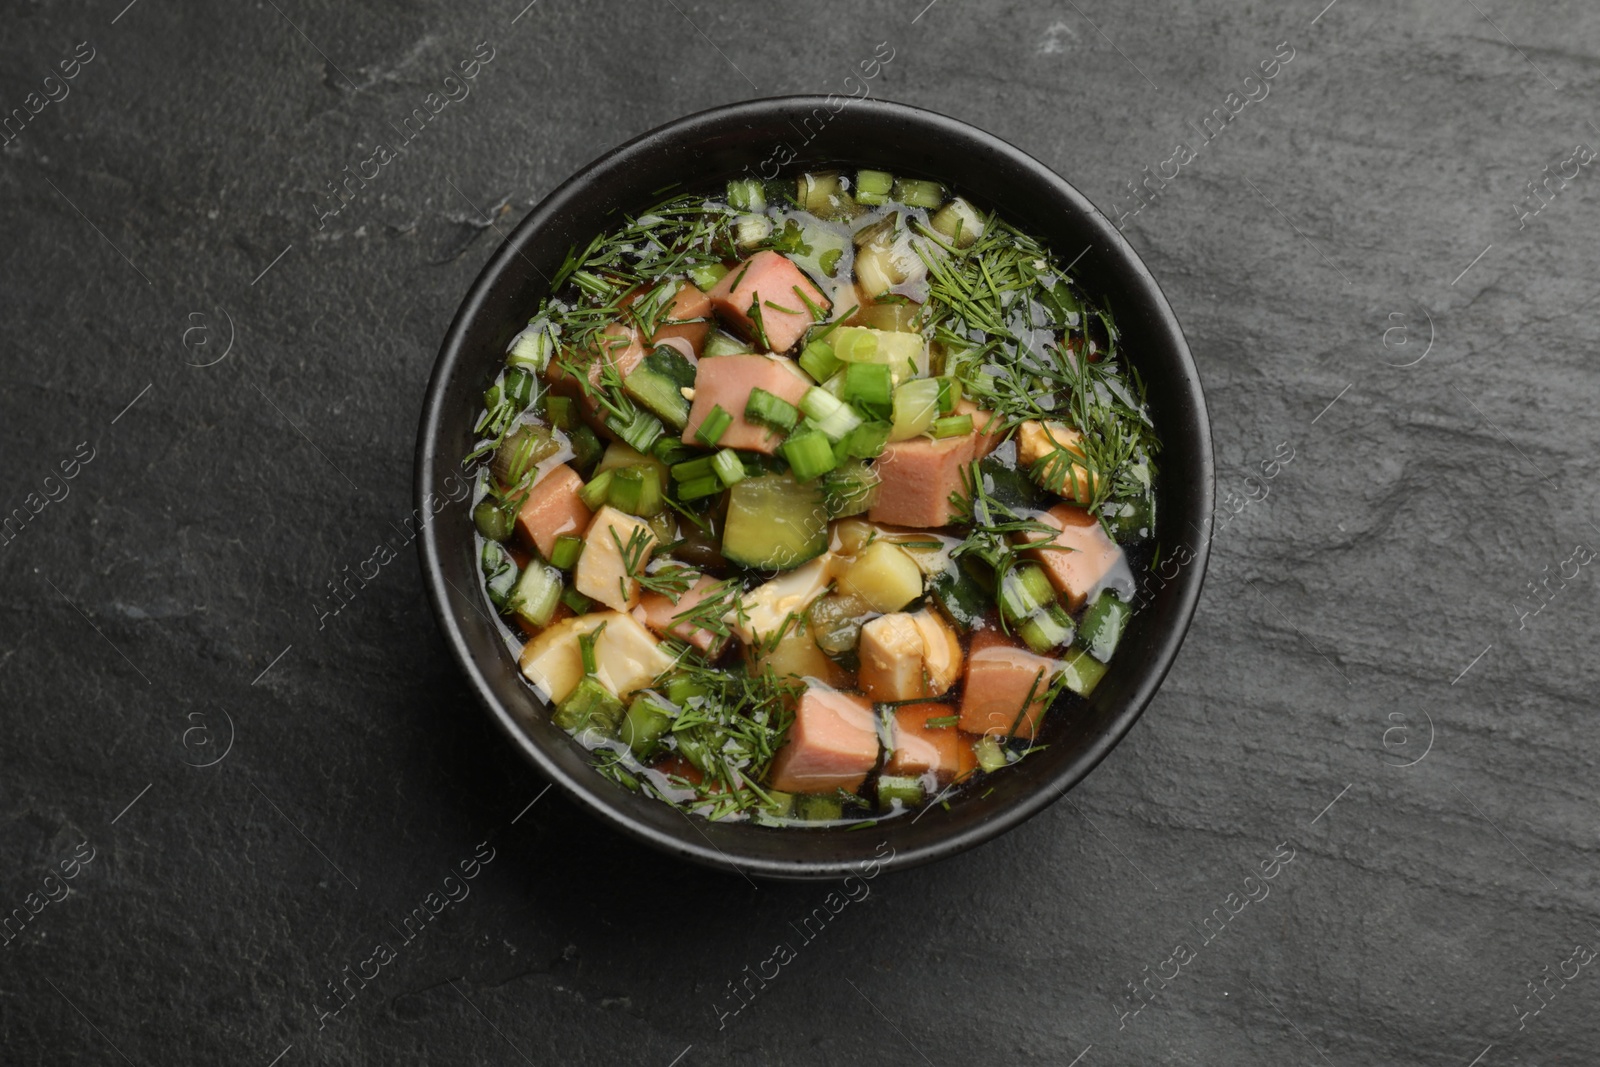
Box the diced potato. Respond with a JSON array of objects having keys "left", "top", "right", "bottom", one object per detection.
[
  {"left": 909, "top": 608, "right": 963, "bottom": 695},
  {"left": 1018, "top": 420, "right": 1098, "bottom": 503},
  {"left": 858, "top": 613, "right": 926, "bottom": 702},
  {"left": 574, "top": 506, "right": 656, "bottom": 612},
  {"left": 1017, "top": 420, "right": 1083, "bottom": 466},
  {"left": 750, "top": 622, "right": 845, "bottom": 687},
  {"left": 839, "top": 540, "right": 922, "bottom": 613},
  {"left": 858, "top": 608, "right": 962, "bottom": 702},
  {"left": 729, "top": 554, "right": 838, "bottom": 645},
  {"left": 518, "top": 611, "right": 674, "bottom": 704}
]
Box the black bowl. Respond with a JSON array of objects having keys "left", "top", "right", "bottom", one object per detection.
[{"left": 416, "top": 96, "right": 1212, "bottom": 881}]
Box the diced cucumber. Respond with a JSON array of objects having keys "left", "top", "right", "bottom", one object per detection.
[
  {"left": 702, "top": 330, "right": 754, "bottom": 358},
  {"left": 1059, "top": 647, "right": 1109, "bottom": 697},
  {"left": 553, "top": 677, "right": 625, "bottom": 738},
  {"left": 792, "top": 794, "right": 844, "bottom": 821},
  {"left": 877, "top": 775, "right": 925, "bottom": 809},
  {"left": 507, "top": 558, "right": 563, "bottom": 628},
  {"left": 490, "top": 425, "right": 559, "bottom": 485},
  {"left": 978, "top": 446, "right": 1048, "bottom": 511},
  {"left": 798, "top": 172, "right": 857, "bottom": 220},
  {"left": 619, "top": 694, "right": 675, "bottom": 759},
  {"left": 929, "top": 559, "right": 989, "bottom": 631},
  {"left": 623, "top": 346, "right": 696, "bottom": 430},
  {"left": 721, "top": 471, "right": 829, "bottom": 570},
  {"left": 665, "top": 673, "right": 712, "bottom": 707},
  {"left": 508, "top": 326, "right": 555, "bottom": 372},
  {"left": 821, "top": 459, "right": 881, "bottom": 518},
  {"left": 568, "top": 424, "right": 604, "bottom": 476},
  {"left": 473, "top": 497, "right": 516, "bottom": 542},
  {"left": 736, "top": 214, "right": 773, "bottom": 250},
  {"left": 1105, "top": 494, "right": 1156, "bottom": 541},
  {"left": 1077, "top": 592, "right": 1130, "bottom": 662}
]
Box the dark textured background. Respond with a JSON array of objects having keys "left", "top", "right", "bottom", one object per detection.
[{"left": 3, "top": 0, "right": 1597, "bottom": 1063}]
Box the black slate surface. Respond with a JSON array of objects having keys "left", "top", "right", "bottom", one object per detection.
[{"left": 3, "top": 0, "right": 1598, "bottom": 1063}]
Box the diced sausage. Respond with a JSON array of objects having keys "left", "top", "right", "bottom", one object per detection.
[
  {"left": 707, "top": 251, "right": 830, "bottom": 354},
  {"left": 515, "top": 464, "right": 592, "bottom": 560},
  {"left": 681, "top": 354, "right": 812, "bottom": 454},
  {"left": 767, "top": 687, "right": 879, "bottom": 794},
  {"left": 957, "top": 627, "right": 1058, "bottom": 740},
  {"left": 867, "top": 434, "right": 977, "bottom": 527},
  {"left": 1018, "top": 503, "right": 1126, "bottom": 611}
]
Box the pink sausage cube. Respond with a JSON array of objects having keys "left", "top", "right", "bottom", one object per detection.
[
  {"left": 767, "top": 687, "right": 880, "bottom": 795},
  {"left": 707, "top": 250, "right": 830, "bottom": 354},
  {"left": 681, "top": 354, "right": 812, "bottom": 454}
]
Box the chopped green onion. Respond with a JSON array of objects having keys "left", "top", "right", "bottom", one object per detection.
[
  {"left": 842, "top": 363, "right": 893, "bottom": 419},
  {"left": 676, "top": 474, "right": 723, "bottom": 501},
  {"left": 560, "top": 585, "right": 592, "bottom": 615},
  {"left": 578, "top": 470, "right": 614, "bottom": 511},
  {"left": 712, "top": 448, "right": 747, "bottom": 487},
  {"left": 508, "top": 328, "right": 554, "bottom": 372},
  {"left": 745, "top": 387, "right": 799, "bottom": 434},
  {"left": 877, "top": 775, "right": 924, "bottom": 809},
  {"left": 855, "top": 169, "right": 893, "bottom": 206},
  {"left": 671, "top": 455, "right": 716, "bottom": 483},
  {"left": 607, "top": 465, "right": 663, "bottom": 517},
  {"left": 973, "top": 735, "right": 1009, "bottom": 773},
  {"left": 936, "top": 376, "right": 963, "bottom": 415},
  {"left": 507, "top": 559, "right": 563, "bottom": 628},
  {"left": 799, "top": 387, "right": 865, "bottom": 441},
  {"left": 606, "top": 406, "right": 665, "bottom": 454},
  {"left": 932, "top": 414, "right": 973, "bottom": 439},
  {"left": 798, "top": 339, "right": 843, "bottom": 383},
  {"left": 727, "top": 178, "right": 766, "bottom": 212},
  {"left": 577, "top": 630, "right": 599, "bottom": 675},
  {"left": 893, "top": 177, "right": 945, "bottom": 208},
  {"left": 781, "top": 429, "right": 839, "bottom": 482},
  {"left": 686, "top": 262, "right": 729, "bottom": 291},
  {"left": 652, "top": 436, "right": 698, "bottom": 467},
  {"left": 549, "top": 535, "right": 584, "bottom": 571},
  {"left": 694, "top": 404, "right": 732, "bottom": 447},
  {"left": 502, "top": 368, "right": 537, "bottom": 408},
  {"left": 544, "top": 393, "right": 577, "bottom": 430},
  {"left": 999, "top": 562, "right": 1055, "bottom": 624},
  {"left": 889, "top": 378, "right": 942, "bottom": 441},
  {"left": 1020, "top": 602, "right": 1075, "bottom": 654}
]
